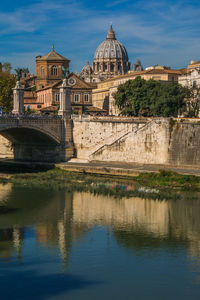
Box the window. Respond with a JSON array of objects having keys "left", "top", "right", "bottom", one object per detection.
[
  {"left": 193, "top": 80, "right": 197, "bottom": 88},
  {"left": 152, "top": 76, "right": 161, "bottom": 80},
  {"left": 110, "top": 63, "right": 114, "bottom": 72},
  {"left": 84, "top": 94, "right": 89, "bottom": 102},
  {"left": 41, "top": 67, "right": 44, "bottom": 77},
  {"left": 68, "top": 78, "right": 76, "bottom": 86},
  {"left": 103, "top": 63, "right": 107, "bottom": 72},
  {"left": 51, "top": 66, "right": 58, "bottom": 76},
  {"left": 55, "top": 94, "right": 60, "bottom": 102},
  {"left": 37, "top": 105, "right": 42, "bottom": 108},
  {"left": 74, "top": 93, "right": 80, "bottom": 102}
]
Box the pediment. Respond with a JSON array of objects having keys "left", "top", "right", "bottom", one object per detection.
[{"left": 68, "top": 73, "right": 92, "bottom": 89}]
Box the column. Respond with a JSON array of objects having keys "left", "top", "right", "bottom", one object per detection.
[
  {"left": 58, "top": 79, "right": 72, "bottom": 118},
  {"left": 12, "top": 81, "right": 24, "bottom": 115}
]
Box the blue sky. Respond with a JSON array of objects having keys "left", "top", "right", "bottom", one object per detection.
[{"left": 1, "top": 0, "right": 200, "bottom": 73}]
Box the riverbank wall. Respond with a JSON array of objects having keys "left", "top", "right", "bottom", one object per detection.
[
  {"left": 1, "top": 116, "right": 200, "bottom": 168},
  {"left": 72, "top": 116, "right": 200, "bottom": 167}
]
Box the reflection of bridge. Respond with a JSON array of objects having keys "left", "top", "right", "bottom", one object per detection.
[
  {"left": 0, "top": 79, "right": 74, "bottom": 162},
  {"left": 0, "top": 115, "right": 73, "bottom": 162}
]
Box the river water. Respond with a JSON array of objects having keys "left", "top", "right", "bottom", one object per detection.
[{"left": 1, "top": 183, "right": 200, "bottom": 300}]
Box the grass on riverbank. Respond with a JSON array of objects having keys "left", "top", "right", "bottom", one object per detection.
[
  {"left": 0, "top": 168, "right": 199, "bottom": 200},
  {"left": 135, "top": 170, "right": 200, "bottom": 191}
]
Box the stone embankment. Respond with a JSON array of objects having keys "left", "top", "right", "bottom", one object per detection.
[
  {"left": 72, "top": 116, "right": 200, "bottom": 167},
  {"left": 1, "top": 115, "right": 200, "bottom": 169}
]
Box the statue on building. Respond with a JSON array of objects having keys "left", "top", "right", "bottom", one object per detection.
[
  {"left": 15, "top": 68, "right": 23, "bottom": 81},
  {"left": 62, "top": 66, "right": 70, "bottom": 79},
  {"left": 133, "top": 60, "right": 143, "bottom": 72},
  {"left": 79, "top": 61, "right": 93, "bottom": 83}
]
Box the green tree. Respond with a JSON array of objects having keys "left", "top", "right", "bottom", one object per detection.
[
  {"left": 114, "top": 76, "right": 190, "bottom": 117},
  {"left": 0, "top": 71, "right": 16, "bottom": 112},
  {"left": 1, "top": 62, "right": 12, "bottom": 73}
]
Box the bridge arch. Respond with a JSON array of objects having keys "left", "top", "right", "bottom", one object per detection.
[{"left": 0, "top": 126, "right": 63, "bottom": 162}]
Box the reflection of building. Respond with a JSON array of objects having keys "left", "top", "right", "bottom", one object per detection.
[
  {"left": 0, "top": 183, "right": 13, "bottom": 203},
  {"left": 0, "top": 227, "right": 24, "bottom": 260},
  {"left": 2, "top": 184, "right": 200, "bottom": 269},
  {"left": 72, "top": 192, "right": 169, "bottom": 235},
  {"left": 35, "top": 192, "right": 88, "bottom": 266},
  {"left": 92, "top": 66, "right": 182, "bottom": 114},
  {"left": 71, "top": 191, "right": 200, "bottom": 262},
  {"left": 79, "top": 24, "right": 130, "bottom": 83}
]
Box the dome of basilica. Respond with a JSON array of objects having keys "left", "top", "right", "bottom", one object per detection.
[
  {"left": 94, "top": 24, "right": 128, "bottom": 61},
  {"left": 79, "top": 24, "right": 130, "bottom": 83}
]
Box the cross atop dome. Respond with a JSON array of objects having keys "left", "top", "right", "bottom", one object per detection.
[{"left": 107, "top": 23, "right": 116, "bottom": 40}]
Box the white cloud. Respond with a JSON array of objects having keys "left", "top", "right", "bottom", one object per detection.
[{"left": 1, "top": 0, "right": 200, "bottom": 72}]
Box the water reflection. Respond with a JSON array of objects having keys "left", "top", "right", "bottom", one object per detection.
[{"left": 1, "top": 183, "right": 200, "bottom": 266}]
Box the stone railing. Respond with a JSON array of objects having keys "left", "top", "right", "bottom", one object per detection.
[{"left": 72, "top": 114, "right": 151, "bottom": 123}]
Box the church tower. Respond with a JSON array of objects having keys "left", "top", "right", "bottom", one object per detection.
[{"left": 36, "top": 46, "right": 70, "bottom": 90}]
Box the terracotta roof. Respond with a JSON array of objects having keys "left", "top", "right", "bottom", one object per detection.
[
  {"left": 99, "top": 68, "right": 181, "bottom": 84},
  {"left": 86, "top": 106, "right": 107, "bottom": 112},
  {"left": 100, "top": 70, "right": 147, "bottom": 83},
  {"left": 40, "top": 105, "right": 58, "bottom": 112},
  {"left": 36, "top": 81, "right": 62, "bottom": 92},
  {"left": 189, "top": 60, "right": 200, "bottom": 65},
  {"left": 37, "top": 49, "right": 70, "bottom": 61},
  {"left": 179, "top": 68, "right": 187, "bottom": 74},
  {"left": 146, "top": 69, "right": 181, "bottom": 75}
]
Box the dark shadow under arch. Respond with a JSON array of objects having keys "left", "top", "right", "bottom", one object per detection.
[{"left": 0, "top": 127, "right": 63, "bottom": 162}]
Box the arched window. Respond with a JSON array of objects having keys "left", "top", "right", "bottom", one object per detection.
[
  {"left": 51, "top": 66, "right": 58, "bottom": 76},
  {"left": 41, "top": 66, "right": 44, "bottom": 77}
]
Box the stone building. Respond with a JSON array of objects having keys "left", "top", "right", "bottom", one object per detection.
[
  {"left": 24, "top": 47, "right": 100, "bottom": 114},
  {"left": 178, "top": 60, "right": 200, "bottom": 88},
  {"left": 33, "top": 73, "right": 97, "bottom": 115},
  {"left": 92, "top": 66, "right": 182, "bottom": 115},
  {"left": 79, "top": 24, "right": 130, "bottom": 83},
  {"left": 35, "top": 46, "right": 70, "bottom": 90}
]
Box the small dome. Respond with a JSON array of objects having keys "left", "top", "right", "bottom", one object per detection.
[
  {"left": 81, "top": 61, "right": 92, "bottom": 74},
  {"left": 94, "top": 25, "right": 128, "bottom": 61}
]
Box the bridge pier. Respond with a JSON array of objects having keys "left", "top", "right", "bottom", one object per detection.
[
  {"left": 12, "top": 81, "right": 24, "bottom": 115},
  {"left": 58, "top": 79, "right": 71, "bottom": 118},
  {"left": 59, "top": 78, "right": 74, "bottom": 161}
]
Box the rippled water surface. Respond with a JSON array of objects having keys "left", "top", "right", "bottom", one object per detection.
[{"left": 1, "top": 183, "right": 200, "bottom": 300}]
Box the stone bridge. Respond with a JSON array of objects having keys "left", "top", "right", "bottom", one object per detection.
[
  {"left": 0, "top": 78, "right": 74, "bottom": 162},
  {"left": 0, "top": 115, "right": 74, "bottom": 162}
]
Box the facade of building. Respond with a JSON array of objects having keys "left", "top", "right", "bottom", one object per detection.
[
  {"left": 35, "top": 46, "right": 70, "bottom": 90},
  {"left": 32, "top": 73, "right": 96, "bottom": 115},
  {"left": 79, "top": 24, "right": 130, "bottom": 83},
  {"left": 25, "top": 48, "right": 98, "bottom": 114},
  {"left": 92, "top": 66, "right": 182, "bottom": 115},
  {"left": 178, "top": 60, "right": 200, "bottom": 88}
]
